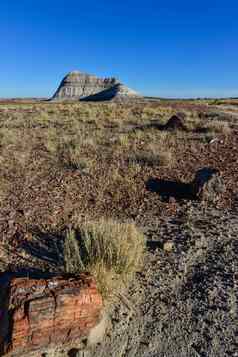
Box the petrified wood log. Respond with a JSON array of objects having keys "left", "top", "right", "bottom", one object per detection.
[
  {"left": 192, "top": 167, "right": 225, "bottom": 203},
  {"left": 163, "top": 113, "right": 186, "bottom": 131},
  {"left": 0, "top": 273, "right": 103, "bottom": 356}
]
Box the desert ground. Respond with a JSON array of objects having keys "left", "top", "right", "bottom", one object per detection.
[{"left": 0, "top": 98, "right": 237, "bottom": 356}]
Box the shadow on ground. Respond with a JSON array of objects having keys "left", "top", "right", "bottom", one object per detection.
[
  {"left": 21, "top": 229, "right": 64, "bottom": 269},
  {"left": 146, "top": 240, "right": 163, "bottom": 252},
  {"left": 146, "top": 178, "right": 195, "bottom": 201}
]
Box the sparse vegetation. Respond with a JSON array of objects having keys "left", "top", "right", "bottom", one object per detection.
[
  {"left": 130, "top": 145, "right": 174, "bottom": 168},
  {"left": 63, "top": 219, "right": 145, "bottom": 297},
  {"left": 0, "top": 99, "right": 237, "bottom": 357},
  {"left": 57, "top": 137, "right": 85, "bottom": 171},
  {"left": 205, "top": 120, "right": 231, "bottom": 136}
]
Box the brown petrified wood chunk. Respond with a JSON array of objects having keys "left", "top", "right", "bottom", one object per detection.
[
  {"left": 0, "top": 273, "right": 103, "bottom": 356},
  {"left": 192, "top": 167, "right": 225, "bottom": 203},
  {"left": 163, "top": 113, "right": 186, "bottom": 131}
]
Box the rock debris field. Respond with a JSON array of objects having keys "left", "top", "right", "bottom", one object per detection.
[{"left": 0, "top": 99, "right": 237, "bottom": 356}]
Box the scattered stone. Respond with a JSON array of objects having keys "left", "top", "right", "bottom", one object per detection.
[
  {"left": 0, "top": 273, "right": 103, "bottom": 356},
  {"left": 209, "top": 137, "right": 219, "bottom": 145},
  {"left": 163, "top": 241, "right": 174, "bottom": 252},
  {"left": 191, "top": 167, "right": 225, "bottom": 203},
  {"left": 163, "top": 113, "right": 186, "bottom": 131},
  {"left": 51, "top": 71, "right": 140, "bottom": 101},
  {"left": 147, "top": 168, "right": 224, "bottom": 204}
]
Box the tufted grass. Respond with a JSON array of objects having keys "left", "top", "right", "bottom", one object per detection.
[{"left": 63, "top": 219, "right": 145, "bottom": 298}]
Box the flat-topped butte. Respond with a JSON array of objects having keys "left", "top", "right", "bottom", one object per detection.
[{"left": 51, "top": 70, "right": 140, "bottom": 101}]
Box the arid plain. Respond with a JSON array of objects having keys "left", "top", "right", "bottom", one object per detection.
[{"left": 0, "top": 98, "right": 237, "bottom": 356}]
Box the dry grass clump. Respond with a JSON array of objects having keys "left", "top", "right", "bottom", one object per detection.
[
  {"left": 205, "top": 120, "right": 231, "bottom": 136},
  {"left": 183, "top": 116, "right": 232, "bottom": 139},
  {"left": 45, "top": 131, "right": 95, "bottom": 172},
  {"left": 63, "top": 219, "right": 145, "bottom": 297},
  {"left": 117, "top": 133, "right": 130, "bottom": 149},
  {"left": 159, "top": 149, "right": 175, "bottom": 167},
  {"left": 185, "top": 117, "right": 203, "bottom": 132},
  {"left": 58, "top": 138, "right": 84, "bottom": 170},
  {"left": 130, "top": 151, "right": 160, "bottom": 168},
  {"left": 130, "top": 141, "right": 175, "bottom": 168}
]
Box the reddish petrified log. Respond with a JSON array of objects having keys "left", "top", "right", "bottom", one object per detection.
[{"left": 0, "top": 273, "right": 103, "bottom": 356}]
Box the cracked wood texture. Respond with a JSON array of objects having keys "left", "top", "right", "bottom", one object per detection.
[{"left": 0, "top": 273, "right": 103, "bottom": 356}]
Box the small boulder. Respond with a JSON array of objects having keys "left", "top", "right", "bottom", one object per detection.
[
  {"left": 191, "top": 167, "right": 225, "bottom": 203},
  {"left": 163, "top": 113, "right": 186, "bottom": 131},
  {"left": 163, "top": 241, "right": 174, "bottom": 252}
]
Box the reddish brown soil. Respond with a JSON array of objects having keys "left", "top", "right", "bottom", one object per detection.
[{"left": 0, "top": 102, "right": 237, "bottom": 269}]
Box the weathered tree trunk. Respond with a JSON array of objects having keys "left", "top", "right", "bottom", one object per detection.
[
  {"left": 163, "top": 113, "right": 186, "bottom": 131},
  {"left": 0, "top": 273, "right": 103, "bottom": 356},
  {"left": 192, "top": 168, "right": 225, "bottom": 203}
]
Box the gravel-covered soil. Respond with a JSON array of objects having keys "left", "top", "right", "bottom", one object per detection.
[
  {"left": 0, "top": 101, "right": 237, "bottom": 357},
  {"left": 90, "top": 202, "right": 238, "bottom": 357}
]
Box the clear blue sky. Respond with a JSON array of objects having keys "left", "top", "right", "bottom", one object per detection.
[{"left": 1, "top": 0, "right": 238, "bottom": 98}]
